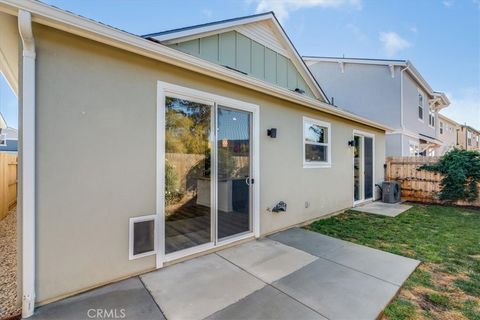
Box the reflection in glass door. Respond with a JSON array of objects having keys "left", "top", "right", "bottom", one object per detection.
[
  {"left": 217, "top": 106, "right": 252, "bottom": 240},
  {"left": 164, "top": 97, "right": 212, "bottom": 254}
]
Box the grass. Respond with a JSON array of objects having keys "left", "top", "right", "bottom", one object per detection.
[{"left": 306, "top": 204, "right": 480, "bottom": 320}]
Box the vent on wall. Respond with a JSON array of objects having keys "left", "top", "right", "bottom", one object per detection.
[{"left": 129, "top": 215, "right": 157, "bottom": 260}]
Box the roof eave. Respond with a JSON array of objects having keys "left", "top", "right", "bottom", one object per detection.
[
  {"left": 0, "top": 0, "right": 389, "bottom": 132},
  {"left": 146, "top": 12, "right": 329, "bottom": 103}
]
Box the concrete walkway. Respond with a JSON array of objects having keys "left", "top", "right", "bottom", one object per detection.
[{"left": 31, "top": 228, "right": 419, "bottom": 320}]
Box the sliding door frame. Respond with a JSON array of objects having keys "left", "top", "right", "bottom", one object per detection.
[
  {"left": 156, "top": 81, "right": 260, "bottom": 268},
  {"left": 352, "top": 130, "right": 375, "bottom": 206}
]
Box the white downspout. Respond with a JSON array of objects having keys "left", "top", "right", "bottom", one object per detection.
[
  {"left": 18, "top": 9, "right": 36, "bottom": 318},
  {"left": 400, "top": 64, "right": 409, "bottom": 155}
]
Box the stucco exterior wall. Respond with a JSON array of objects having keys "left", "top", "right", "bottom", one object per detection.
[
  {"left": 386, "top": 133, "right": 403, "bottom": 157},
  {"left": 33, "top": 24, "right": 385, "bottom": 304},
  {"left": 307, "top": 61, "right": 402, "bottom": 129},
  {"left": 437, "top": 116, "right": 458, "bottom": 155},
  {"left": 402, "top": 73, "right": 436, "bottom": 138}
]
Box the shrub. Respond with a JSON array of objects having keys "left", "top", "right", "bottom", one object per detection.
[{"left": 420, "top": 149, "right": 480, "bottom": 202}]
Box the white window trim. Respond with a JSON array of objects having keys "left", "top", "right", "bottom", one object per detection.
[
  {"left": 409, "top": 140, "right": 420, "bottom": 157},
  {"left": 303, "top": 116, "right": 332, "bottom": 168},
  {"left": 439, "top": 122, "right": 444, "bottom": 135},
  {"left": 428, "top": 110, "right": 435, "bottom": 128},
  {"left": 129, "top": 214, "right": 157, "bottom": 260},
  {"left": 418, "top": 89, "right": 424, "bottom": 123},
  {"left": 0, "top": 134, "right": 6, "bottom": 146}
]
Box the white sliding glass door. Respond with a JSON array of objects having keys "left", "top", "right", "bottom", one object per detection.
[
  {"left": 353, "top": 131, "right": 375, "bottom": 205},
  {"left": 157, "top": 82, "right": 259, "bottom": 267}
]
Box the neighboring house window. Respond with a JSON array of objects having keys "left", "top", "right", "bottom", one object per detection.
[
  {"left": 468, "top": 131, "right": 472, "bottom": 146},
  {"left": 428, "top": 110, "right": 435, "bottom": 127},
  {"left": 409, "top": 140, "right": 420, "bottom": 156},
  {"left": 303, "top": 117, "right": 331, "bottom": 168},
  {"left": 418, "top": 92, "right": 424, "bottom": 121},
  {"left": 0, "top": 134, "right": 6, "bottom": 146},
  {"left": 440, "top": 122, "right": 444, "bottom": 134}
]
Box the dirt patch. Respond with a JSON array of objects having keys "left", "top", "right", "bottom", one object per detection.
[{"left": 0, "top": 208, "right": 20, "bottom": 320}]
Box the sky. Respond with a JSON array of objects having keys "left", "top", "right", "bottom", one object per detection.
[{"left": 1, "top": 0, "right": 479, "bottom": 129}]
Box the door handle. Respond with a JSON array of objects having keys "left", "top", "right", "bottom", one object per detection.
[{"left": 245, "top": 177, "right": 254, "bottom": 185}]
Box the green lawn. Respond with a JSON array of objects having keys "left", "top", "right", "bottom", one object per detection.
[{"left": 306, "top": 204, "right": 480, "bottom": 320}]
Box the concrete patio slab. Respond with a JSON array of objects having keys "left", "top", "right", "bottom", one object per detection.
[
  {"left": 268, "top": 227, "right": 347, "bottom": 257},
  {"left": 217, "top": 238, "right": 317, "bottom": 283},
  {"left": 30, "top": 277, "right": 164, "bottom": 320},
  {"left": 322, "top": 242, "right": 420, "bottom": 286},
  {"left": 352, "top": 201, "right": 412, "bottom": 217},
  {"left": 140, "top": 253, "right": 265, "bottom": 320},
  {"left": 206, "top": 285, "right": 327, "bottom": 320},
  {"left": 273, "top": 258, "right": 400, "bottom": 320}
]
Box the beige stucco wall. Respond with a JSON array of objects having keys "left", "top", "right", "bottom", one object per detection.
[{"left": 33, "top": 24, "right": 385, "bottom": 304}]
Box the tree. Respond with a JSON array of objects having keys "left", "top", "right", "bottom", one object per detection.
[{"left": 420, "top": 149, "right": 480, "bottom": 202}]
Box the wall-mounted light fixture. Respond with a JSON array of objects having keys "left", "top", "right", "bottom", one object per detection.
[
  {"left": 267, "top": 128, "right": 277, "bottom": 138},
  {"left": 348, "top": 139, "right": 356, "bottom": 147}
]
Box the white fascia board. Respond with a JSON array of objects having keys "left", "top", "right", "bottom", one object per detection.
[
  {"left": 0, "top": 0, "right": 389, "bottom": 131},
  {"left": 148, "top": 14, "right": 273, "bottom": 42},
  {"left": 303, "top": 56, "right": 408, "bottom": 67}
]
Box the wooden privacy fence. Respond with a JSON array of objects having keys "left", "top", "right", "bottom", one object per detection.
[
  {"left": 385, "top": 156, "right": 480, "bottom": 207},
  {"left": 0, "top": 153, "right": 18, "bottom": 220}
]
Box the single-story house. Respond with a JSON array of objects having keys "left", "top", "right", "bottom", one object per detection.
[{"left": 0, "top": 1, "right": 391, "bottom": 317}]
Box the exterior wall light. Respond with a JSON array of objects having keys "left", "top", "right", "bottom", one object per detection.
[{"left": 267, "top": 128, "right": 277, "bottom": 138}]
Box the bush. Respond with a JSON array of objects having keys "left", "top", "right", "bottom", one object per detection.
[{"left": 420, "top": 149, "right": 480, "bottom": 202}]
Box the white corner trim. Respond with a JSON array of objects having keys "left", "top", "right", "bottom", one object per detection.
[
  {"left": 339, "top": 61, "right": 345, "bottom": 73},
  {"left": 18, "top": 9, "right": 36, "bottom": 319},
  {"left": 389, "top": 65, "right": 395, "bottom": 78}
]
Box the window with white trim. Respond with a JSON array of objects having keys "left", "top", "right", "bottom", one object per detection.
[
  {"left": 418, "top": 92, "right": 424, "bottom": 121},
  {"left": 129, "top": 215, "right": 156, "bottom": 260},
  {"left": 428, "top": 110, "right": 435, "bottom": 127},
  {"left": 303, "top": 117, "right": 331, "bottom": 167},
  {"left": 0, "top": 134, "right": 6, "bottom": 146},
  {"left": 440, "top": 122, "right": 444, "bottom": 134},
  {"left": 409, "top": 140, "right": 420, "bottom": 157},
  {"left": 468, "top": 131, "right": 472, "bottom": 146}
]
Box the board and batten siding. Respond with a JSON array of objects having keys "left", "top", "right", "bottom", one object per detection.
[{"left": 169, "top": 31, "right": 314, "bottom": 98}]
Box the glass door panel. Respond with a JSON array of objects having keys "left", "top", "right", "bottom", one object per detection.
[
  {"left": 364, "top": 137, "right": 374, "bottom": 199},
  {"left": 353, "top": 135, "right": 362, "bottom": 202},
  {"left": 164, "top": 97, "right": 212, "bottom": 254},
  {"left": 217, "top": 106, "right": 252, "bottom": 240}
]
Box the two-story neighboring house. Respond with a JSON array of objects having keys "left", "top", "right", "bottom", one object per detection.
[
  {"left": 303, "top": 57, "right": 450, "bottom": 156},
  {"left": 457, "top": 125, "right": 480, "bottom": 151},
  {"left": 436, "top": 114, "right": 460, "bottom": 155}
]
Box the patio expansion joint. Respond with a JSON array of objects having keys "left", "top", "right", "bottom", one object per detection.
[
  {"left": 314, "top": 244, "right": 405, "bottom": 288},
  {"left": 213, "top": 252, "right": 332, "bottom": 320},
  {"left": 138, "top": 275, "right": 168, "bottom": 319}
]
